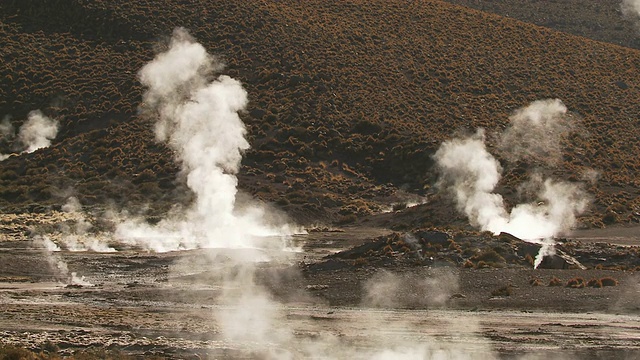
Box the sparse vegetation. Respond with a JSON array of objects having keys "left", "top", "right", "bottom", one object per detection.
[
  {"left": 587, "top": 278, "right": 603, "bottom": 288},
  {"left": 548, "top": 276, "right": 563, "bottom": 287},
  {"left": 529, "top": 277, "right": 543, "bottom": 286},
  {"left": 0, "top": 0, "right": 639, "bottom": 228},
  {"left": 1, "top": 1, "right": 640, "bottom": 358},
  {"left": 566, "top": 277, "right": 587, "bottom": 288}
]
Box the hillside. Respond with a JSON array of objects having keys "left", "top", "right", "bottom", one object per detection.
[
  {"left": 445, "top": 0, "right": 640, "bottom": 50},
  {"left": 1, "top": 0, "right": 640, "bottom": 229}
]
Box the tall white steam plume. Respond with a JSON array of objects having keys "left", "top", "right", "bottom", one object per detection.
[
  {"left": 115, "top": 28, "right": 296, "bottom": 251},
  {"left": 434, "top": 99, "right": 590, "bottom": 242},
  {"left": 0, "top": 110, "right": 59, "bottom": 160}
]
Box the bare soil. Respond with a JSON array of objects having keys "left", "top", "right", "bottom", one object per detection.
[{"left": 1, "top": 216, "right": 640, "bottom": 358}]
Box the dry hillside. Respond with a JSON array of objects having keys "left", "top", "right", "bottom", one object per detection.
[{"left": 1, "top": 0, "right": 639, "bottom": 228}]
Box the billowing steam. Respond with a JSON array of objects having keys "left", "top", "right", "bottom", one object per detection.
[
  {"left": 498, "top": 98, "right": 575, "bottom": 164},
  {"left": 114, "top": 28, "right": 297, "bottom": 251},
  {"left": 434, "top": 99, "right": 590, "bottom": 245},
  {"left": 18, "top": 110, "right": 59, "bottom": 153},
  {"left": 622, "top": 0, "right": 640, "bottom": 19},
  {"left": 0, "top": 110, "right": 59, "bottom": 160}
]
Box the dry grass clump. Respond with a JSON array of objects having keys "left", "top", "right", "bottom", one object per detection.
[
  {"left": 529, "top": 277, "right": 543, "bottom": 286},
  {"left": 524, "top": 253, "right": 535, "bottom": 267},
  {"left": 548, "top": 276, "right": 563, "bottom": 287},
  {"left": 586, "top": 278, "right": 603, "bottom": 288},
  {"left": 470, "top": 248, "right": 506, "bottom": 268},
  {"left": 353, "top": 257, "right": 368, "bottom": 267},
  {"left": 566, "top": 277, "right": 586, "bottom": 288}
]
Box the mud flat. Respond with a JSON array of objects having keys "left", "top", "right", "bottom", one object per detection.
[{"left": 0, "top": 224, "right": 639, "bottom": 358}]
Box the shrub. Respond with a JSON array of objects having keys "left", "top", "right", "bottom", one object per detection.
[
  {"left": 587, "top": 278, "right": 603, "bottom": 288},
  {"left": 548, "top": 276, "right": 563, "bottom": 286},
  {"left": 600, "top": 277, "right": 619, "bottom": 286},
  {"left": 529, "top": 277, "right": 543, "bottom": 286},
  {"left": 566, "top": 277, "right": 586, "bottom": 288},
  {"left": 0, "top": 345, "right": 39, "bottom": 360},
  {"left": 473, "top": 259, "right": 505, "bottom": 268},
  {"left": 471, "top": 249, "right": 506, "bottom": 264},
  {"left": 524, "top": 253, "right": 534, "bottom": 266}
]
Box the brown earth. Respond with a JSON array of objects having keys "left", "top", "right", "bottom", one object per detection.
[
  {"left": 1, "top": 220, "right": 640, "bottom": 358},
  {"left": 1, "top": 0, "right": 640, "bottom": 227},
  {"left": 444, "top": 0, "right": 640, "bottom": 50}
]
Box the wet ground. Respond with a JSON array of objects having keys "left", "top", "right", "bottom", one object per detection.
[{"left": 0, "top": 222, "right": 639, "bottom": 359}]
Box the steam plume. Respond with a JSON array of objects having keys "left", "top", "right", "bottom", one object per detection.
[
  {"left": 18, "top": 110, "right": 59, "bottom": 153},
  {"left": 434, "top": 99, "right": 590, "bottom": 242},
  {"left": 499, "top": 98, "right": 574, "bottom": 164},
  {"left": 33, "top": 197, "right": 115, "bottom": 252},
  {"left": 0, "top": 110, "right": 59, "bottom": 160},
  {"left": 115, "top": 28, "right": 296, "bottom": 251}
]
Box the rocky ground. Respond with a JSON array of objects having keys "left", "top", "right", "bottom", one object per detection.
[{"left": 1, "top": 213, "right": 640, "bottom": 358}]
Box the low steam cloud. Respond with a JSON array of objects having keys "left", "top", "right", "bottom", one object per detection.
[
  {"left": 362, "top": 269, "right": 460, "bottom": 308},
  {"left": 0, "top": 110, "right": 59, "bottom": 160},
  {"left": 434, "top": 99, "right": 590, "bottom": 244}
]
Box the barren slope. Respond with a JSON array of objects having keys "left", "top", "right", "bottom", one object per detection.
[
  {"left": 1, "top": 0, "right": 639, "bottom": 227},
  {"left": 445, "top": 0, "right": 640, "bottom": 50}
]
